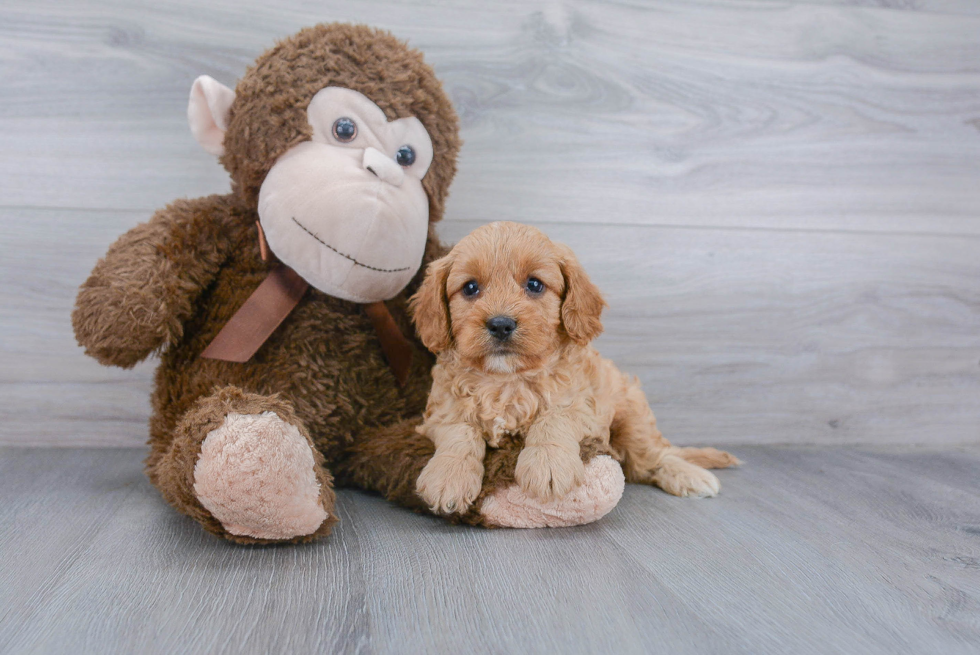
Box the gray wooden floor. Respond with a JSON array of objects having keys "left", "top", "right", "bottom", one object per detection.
[{"left": 1, "top": 446, "right": 978, "bottom": 655}]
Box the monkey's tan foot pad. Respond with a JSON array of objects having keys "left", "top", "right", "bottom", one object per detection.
[
  {"left": 193, "top": 412, "right": 328, "bottom": 540},
  {"left": 480, "top": 455, "right": 625, "bottom": 528}
]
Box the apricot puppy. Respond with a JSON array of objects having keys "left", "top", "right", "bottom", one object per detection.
[{"left": 410, "top": 222, "right": 739, "bottom": 514}]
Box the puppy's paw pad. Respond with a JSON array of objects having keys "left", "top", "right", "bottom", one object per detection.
[
  {"left": 193, "top": 412, "right": 328, "bottom": 539},
  {"left": 515, "top": 445, "right": 586, "bottom": 501},
  {"left": 416, "top": 454, "right": 483, "bottom": 514}
]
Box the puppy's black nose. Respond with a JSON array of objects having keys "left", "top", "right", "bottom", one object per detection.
[{"left": 486, "top": 316, "right": 517, "bottom": 341}]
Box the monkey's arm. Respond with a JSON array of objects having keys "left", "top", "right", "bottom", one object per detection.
[{"left": 72, "top": 194, "right": 249, "bottom": 368}]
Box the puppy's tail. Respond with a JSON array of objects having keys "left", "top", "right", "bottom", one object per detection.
[{"left": 670, "top": 446, "right": 741, "bottom": 469}]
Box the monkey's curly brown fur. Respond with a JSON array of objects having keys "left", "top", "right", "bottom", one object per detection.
[{"left": 70, "top": 24, "right": 520, "bottom": 543}]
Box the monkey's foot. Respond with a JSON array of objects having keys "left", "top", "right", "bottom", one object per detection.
[
  {"left": 479, "top": 455, "right": 625, "bottom": 528},
  {"left": 193, "top": 411, "right": 329, "bottom": 539}
]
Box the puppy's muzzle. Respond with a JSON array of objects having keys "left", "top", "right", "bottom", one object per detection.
[{"left": 486, "top": 316, "right": 517, "bottom": 342}]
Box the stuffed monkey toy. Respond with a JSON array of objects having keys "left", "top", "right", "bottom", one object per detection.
[{"left": 72, "top": 23, "right": 625, "bottom": 544}]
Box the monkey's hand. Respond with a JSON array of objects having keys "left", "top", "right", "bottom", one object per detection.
[{"left": 72, "top": 195, "right": 244, "bottom": 368}]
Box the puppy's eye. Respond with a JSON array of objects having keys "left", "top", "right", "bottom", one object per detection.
[
  {"left": 525, "top": 278, "right": 545, "bottom": 295},
  {"left": 332, "top": 117, "right": 357, "bottom": 142},
  {"left": 461, "top": 280, "right": 480, "bottom": 298},
  {"left": 395, "top": 145, "right": 416, "bottom": 167}
]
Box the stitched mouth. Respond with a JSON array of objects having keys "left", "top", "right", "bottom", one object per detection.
[{"left": 291, "top": 217, "right": 410, "bottom": 274}]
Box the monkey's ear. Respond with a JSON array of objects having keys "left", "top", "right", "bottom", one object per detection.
[
  {"left": 409, "top": 254, "right": 454, "bottom": 354},
  {"left": 557, "top": 244, "right": 606, "bottom": 345},
  {"left": 187, "top": 75, "right": 236, "bottom": 157}
]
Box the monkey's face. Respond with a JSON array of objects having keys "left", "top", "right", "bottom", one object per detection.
[{"left": 257, "top": 87, "right": 434, "bottom": 303}]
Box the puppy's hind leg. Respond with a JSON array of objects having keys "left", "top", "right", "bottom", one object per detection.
[
  {"left": 609, "top": 380, "right": 735, "bottom": 498},
  {"left": 670, "top": 447, "right": 742, "bottom": 470}
]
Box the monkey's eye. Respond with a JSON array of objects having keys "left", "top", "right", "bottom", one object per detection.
[
  {"left": 395, "top": 145, "right": 416, "bottom": 167},
  {"left": 461, "top": 280, "right": 480, "bottom": 298},
  {"left": 525, "top": 278, "right": 545, "bottom": 295},
  {"left": 332, "top": 117, "right": 357, "bottom": 142}
]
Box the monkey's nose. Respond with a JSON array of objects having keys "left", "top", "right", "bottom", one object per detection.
[
  {"left": 363, "top": 147, "right": 405, "bottom": 187},
  {"left": 486, "top": 316, "right": 517, "bottom": 341}
]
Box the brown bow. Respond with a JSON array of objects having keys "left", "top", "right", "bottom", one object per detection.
[{"left": 201, "top": 222, "right": 414, "bottom": 386}]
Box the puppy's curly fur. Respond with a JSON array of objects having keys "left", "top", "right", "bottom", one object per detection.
[{"left": 410, "top": 222, "right": 739, "bottom": 514}]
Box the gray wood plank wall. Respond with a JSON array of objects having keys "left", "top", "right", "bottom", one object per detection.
[{"left": 1, "top": 0, "right": 978, "bottom": 447}]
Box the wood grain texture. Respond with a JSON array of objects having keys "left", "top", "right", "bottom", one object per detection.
[
  {"left": 1, "top": 0, "right": 978, "bottom": 447},
  {"left": 0, "top": 445, "right": 978, "bottom": 654}
]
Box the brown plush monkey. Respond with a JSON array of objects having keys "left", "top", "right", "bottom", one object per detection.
[{"left": 72, "top": 23, "right": 624, "bottom": 544}]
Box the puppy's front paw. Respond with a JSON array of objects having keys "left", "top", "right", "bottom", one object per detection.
[
  {"left": 515, "top": 445, "right": 586, "bottom": 501},
  {"left": 416, "top": 453, "right": 484, "bottom": 514}
]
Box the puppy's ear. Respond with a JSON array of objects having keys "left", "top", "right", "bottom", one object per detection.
[
  {"left": 557, "top": 244, "right": 606, "bottom": 345},
  {"left": 410, "top": 254, "right": 454, "bottom": 353}
]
